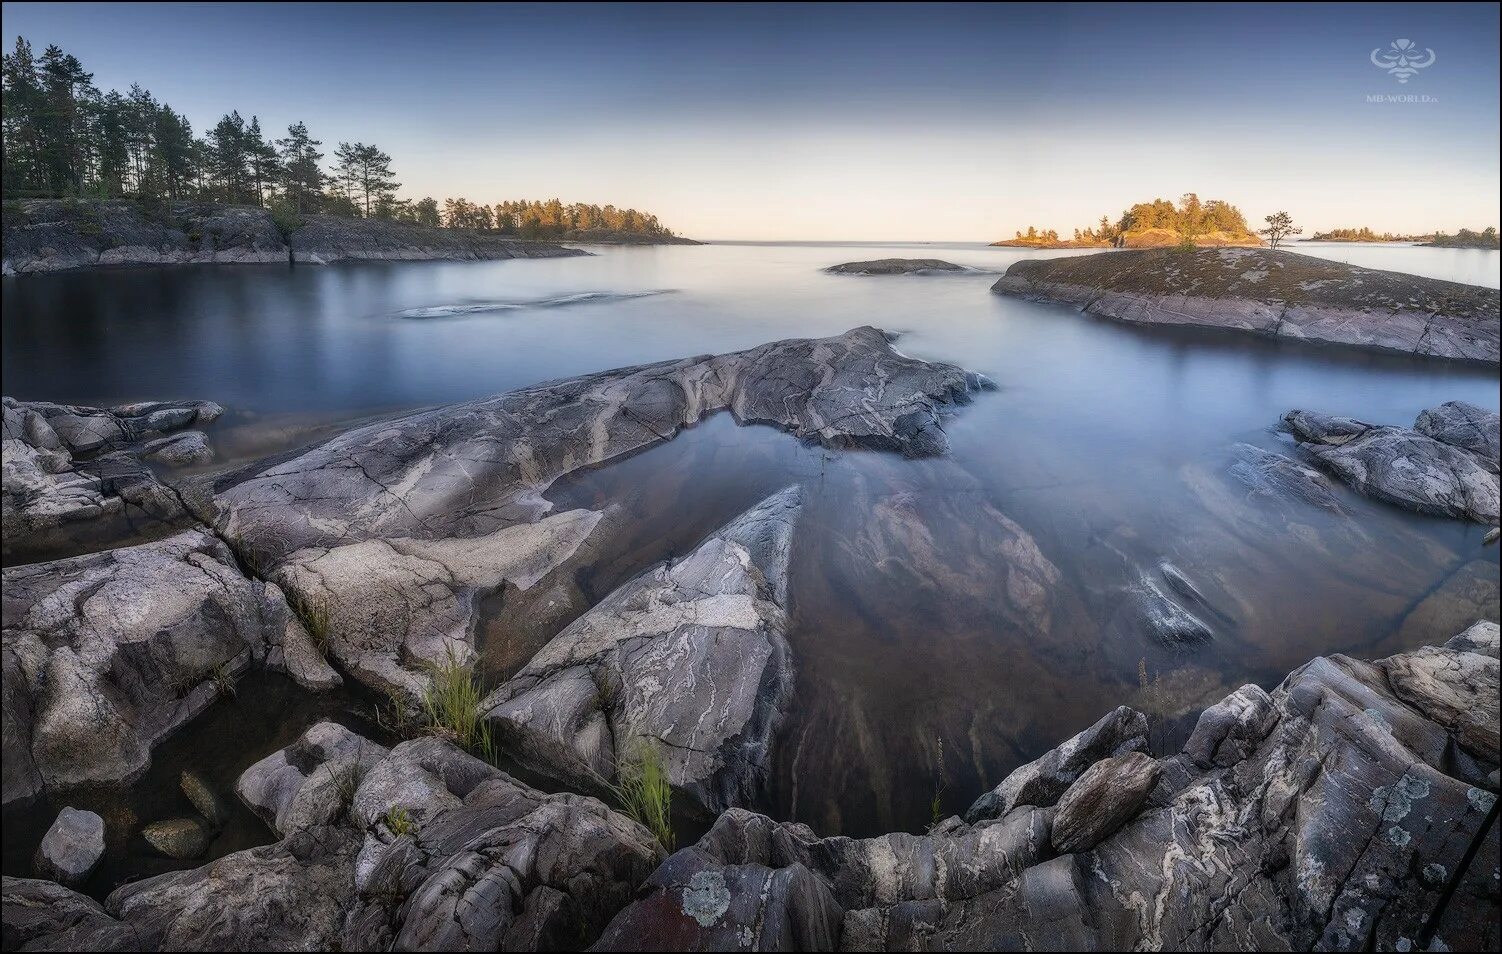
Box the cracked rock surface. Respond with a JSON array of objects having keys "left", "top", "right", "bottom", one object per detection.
[
  {"left": 992, "top": 248, "right": 1501, "bottom": 363},
  {"left": 208, "top": 327, "right": 991, "bottom": 702},
  {"left": 1284, "top": 401, "right": 1501, "bottom": 525},
  {"left": 482, "top": 487, "right": 801, "bottom": 816},
  {"left": 593, "top": 622, "right": 1500, "bottom": 951},
  {"left": 1, "top": 529, "right": 335, "bottom": 806}
]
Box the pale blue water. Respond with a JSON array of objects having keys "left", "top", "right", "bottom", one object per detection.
[{"left": 3, "top": 242, "right": 1497, "bottom": 835}]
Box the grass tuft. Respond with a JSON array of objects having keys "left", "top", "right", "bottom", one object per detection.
[
  {"left": 211, "top": 662, "right": 237, "bottom": 699},
  {"left": 384, "top": 805, "right": 416, "bottom": 838},
  {"left": 613, "top": 737, "right": 674, "bottom": 851},
  {"left": 419, "top": 649, "right": 497, "bottom": 764}
]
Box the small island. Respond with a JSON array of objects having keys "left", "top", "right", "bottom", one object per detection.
[
  {"left": 1424, "top": 227, "right": 1500, "bottom": 249},
  {"left": 824, "top": 258, "right": 970, "bottom": 275},
  {"left": 991, "top": 247, "right": 1500, "bottom": 363},
  {"left": 993, "top": 194, "right": 1262, "bottom": 249}
]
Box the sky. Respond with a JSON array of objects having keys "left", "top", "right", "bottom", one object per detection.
[{"left": 4, "top": 2, "right": 1498, "bottom": 240}]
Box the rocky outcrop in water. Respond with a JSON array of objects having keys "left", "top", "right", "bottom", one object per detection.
[
  {"left": 593, "top": 621, "right": 1500, "bottom": 951},
  {"left": 32, "top": 808, "right": 104, "bottom": 887},
  {"left": 483, "top": 487, "right": 801, "bottom": 815},
  {"left": 1284, "top": 401, "right": 1501, "bottom": 525},
  {"left": 0, "top": 529, "right": 337, "bottom": 806},
  {"left": 0, "top": 199, "right": 586, "bottom": 274},
  {"left": 206, "top": 327, "right": 993, "bottom": 703},
  {"left": 2, "top": 397, "right": 222, "bottom": 563},
  {"left": 824, "top": 258, "right": 970, "bottom": 275},
  {"left": 991, "top": 248, "right": 1502, "bottom": 363}
]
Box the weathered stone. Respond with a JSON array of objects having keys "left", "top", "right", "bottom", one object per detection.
[
  {"left": 140, "top": 430, "right": 213, "bottom": 467},
  {"left": 965, "top": 705, "right": 1148, "bottom": 823},
  {"left": 1, "top": 876, "right": 136, "bottom": 950},
  {"left": 140, "top": 817, "right": 209, "bottom": 860},
  {"left": 2, "top": 396, "right": 217, "bottom": 562},
  {"left": 32, "top": 807, "right": 104, "bottom": 887},
  {"left": 236, "top": 721, "right": 390, "bottom": 837},
  {"left": 1, "top": 530, "right": 297, "bottom": 805},
  {"left": 483, "top": 487, "right": 801, "bottom": 814},
  {"left": 211, "top": 327, "right": 991, "bottom": 703},
  {"left": 1049, "top": 751, "right": 1161, "bottom": 853},
  {"left": 1227, "top": 441, "right": 1345, "bottom": 512},
  {"left": 1284, "top": 404, "right": 1500, "bottom": 524},
  {"left": 1415, "top": 400, "right": 1500, "bottom": 471}
]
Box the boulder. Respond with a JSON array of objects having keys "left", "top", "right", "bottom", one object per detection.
[
  {"left": 965, "top": 705, "right": 1148, "bottom": 823},
  {"left": 0, "top": 530, "right": 309, "bottom": 804},
  {"left": 236, "top": 721, "right": 389, "bottom": 837},
  {"left": 33, "top": 807, "right": 105, "bottom": 887},
  {"left": 483, "top": 487, "right": 801, "bottom": 814},
  {"left": 1049, "top": 751, "right": 1161, "bottom": 853},
  {"left": 1, "top": 876, "right": 136, "bottom": 951},
  {"left": 140, "top": 430, "right": 214, "bottom": 467},
  {"left": 1283, "top": 403, "right": 1500, "bottom": 524}
]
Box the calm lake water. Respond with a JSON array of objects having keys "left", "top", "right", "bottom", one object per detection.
[{"left": 3, "top": 241, "right": 1499, "bottom": 842}]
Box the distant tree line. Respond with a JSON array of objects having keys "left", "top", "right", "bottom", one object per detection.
[
  {"left": 1008, "top": 194, "right": 1257, "bottom": 246},
  {"left": 1428, "top": 227, "right": 1499, "bottom": 249},
  {"left": 1309, "top": 226, "right": 1428, "bottom": 242},
  {"left": 440, "top": 198, "right": 674, "bottom": 237},
  {"left": 2, "top": 37, "right": 676, "bottom": 237}
]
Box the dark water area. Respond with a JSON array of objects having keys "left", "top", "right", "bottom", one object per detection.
[
  {"left": 0, "top": 672, "right": 390, "bottom": 900},
  {"left": 3, "top": 241, "right": 1499, "bottom": 841}
]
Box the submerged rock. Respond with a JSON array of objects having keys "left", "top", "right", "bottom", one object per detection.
[
  {"left": 824, "top": 258, "right": 970, "bottom": 275},
  {"left": 483, "top": 487, "right": 801, "bottom": 815},
  {"left": 992, "top": 248, "right": 1502, "bottom": 363},
  {"left": 209, "top": 327, "right": 992, "bottom": 703},
  {"left": 1283, "top": 402, "right": 1501, "bottom": 524},
  {"left": 33, "top": 807, "right": 104, "bottom": 887},
  {"left": 140, "top": 817, "right": 209, "bottom": 860}
]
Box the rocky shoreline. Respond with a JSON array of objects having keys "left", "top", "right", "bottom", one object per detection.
[
  {"left": 2, "top": 327, "right": 1498, "bottom": 951},
  {"left": 991, "top": 248, "right": 1502, "bottom": 364},
  {"left": 0, "top": 200, "right": 592, "bottom": 274}
]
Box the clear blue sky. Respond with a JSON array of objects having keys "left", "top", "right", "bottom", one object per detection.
[{"left": 5, "top": 2, "right": 1498, "bottom": 239}]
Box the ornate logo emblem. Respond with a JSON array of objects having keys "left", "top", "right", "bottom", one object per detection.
[{"left": 1370, "top": 39, "right": 1435, "bottom": 83}]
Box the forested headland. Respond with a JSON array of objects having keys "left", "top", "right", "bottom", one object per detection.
[
  {"left": 994, "top": 194, "right": 1262, "bottom": 249},
  {"left": 1, "top": 37, "right": 681, "bottom": 240}
]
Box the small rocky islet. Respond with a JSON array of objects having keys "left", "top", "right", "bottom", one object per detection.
[{"left": 2, "top": 312, "right": 1498, "bottom": 949}]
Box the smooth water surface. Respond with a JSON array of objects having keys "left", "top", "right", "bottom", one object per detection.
[{"left": 3, "top": 241, "right": 1498, "bottom": 838}]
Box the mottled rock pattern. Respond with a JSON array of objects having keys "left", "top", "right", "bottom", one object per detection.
[
  {"left": 32, "top": 807, "right": 104, "bottom": 887},
  {"left": 1048, "top": 751, "right": 1160, "bottom": 853},
  {"left": 140, "top": 430, "right": 213, "bottom": 467},
  {"left": 601, "top": 625, "right": 1499, "bottom": 951},
  {"left": 992, "top": 248, "right": 1501, "bottom": 363},
  {"left": 236, "top": 721, "right": 389, "bottom": 837},
  {"left": 1, "top": 876, "right": 137, "bottom": 950},
  {"left": 1284, "top": 403, "right": 1501, "bottom": 524},
  {"left": 0, "top": 530, "right": 328, "bottom": 805},
  {"left": 484, "top": 488, "right": 801, "bottom": 815},
  {"left": 210, "top": 327, "right": 992, "bottom": 702},
  {"left": 824, "top": 258, "right": 970, "bottom": 275},
  {"left": 1228, "top": 441, "right": 1346, "bottom": 512}
]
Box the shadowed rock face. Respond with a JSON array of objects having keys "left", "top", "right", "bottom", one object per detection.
[
  {"left": 0, "top": 530, "right": 335, "bottom": 806},
  {"left": 208, "top": 327, "right": 993, "bottom": 702},
  {"left": 992, "top": 248, "right": 1502, "bottom": 363},
  {"left": 824, "top": 258, "right": 969, "bottom": 275},
  {"left": 2, "top": 397, "right": 223, "bottom": 563},
  {"left": 482, "top": 487, "right": 802, "bottom": 816},
  {"left": 593, "top": 622, "right": 1501, "bottom": 952},
  {"left": 1284, "top": 401, "right": 1501, "bottom": 525}
]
